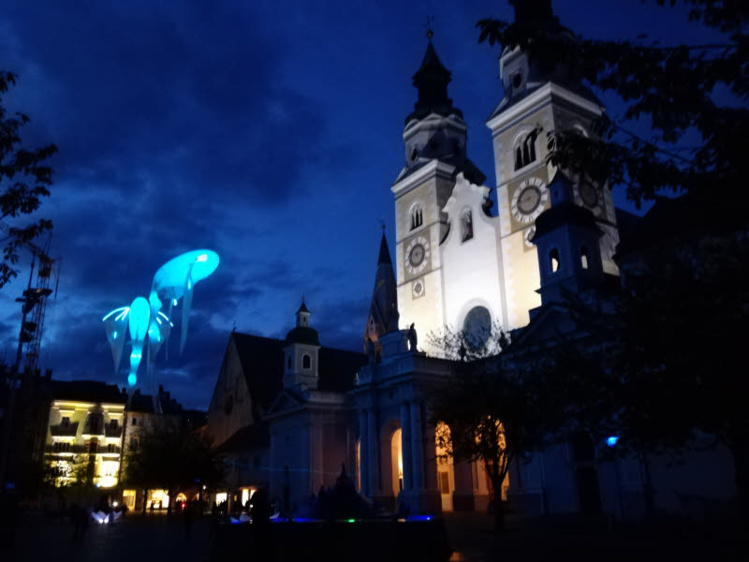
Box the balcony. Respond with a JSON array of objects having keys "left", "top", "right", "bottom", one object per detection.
[
  {"left": 49, "top": 422, "right": 79, "bottom": 437},
  {"left": 82, "top": 427, "right": 105, "bottom": 438},
  {"left": 46, "top": 443, "right": 86, "bottom": 455},
  {"left": 98, "top": 446, "right": 121, "bottom": 456}
]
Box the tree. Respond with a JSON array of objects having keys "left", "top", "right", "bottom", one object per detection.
[
  {"left": 557, "top": 224, "right": 749, "bottom": 520},
  {"left": 478, "top": 0, "right": 749, "bottom": 524},
  {"left": 0, "top": 71, "right": 57, "bottom": 288},
  {"left": 122, "top": 422, "right": 224, "bottom": 514},
  {"left": 478, "top": 0, "right": 747, "bottom": 210},
  {"left": 429, "top": 327, "right": 568, "bottom": 531}
]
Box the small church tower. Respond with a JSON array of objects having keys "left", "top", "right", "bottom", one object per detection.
[
  {"left": 531, "top": 173, "right": 604, "bottom": 306},
  {"left": 283, "top": 300, "right": 321, "bottom": 391}
]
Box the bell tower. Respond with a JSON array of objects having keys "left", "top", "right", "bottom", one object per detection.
[
  {"left": 283, "top": 300, "right": 321, "bottom": 391},
  {"left": 486, "top": 0, "right": 619, "bottom": 329},
  {"left": 532, "top": 173, "right": 605, "bottom": 308},
  {"left": 392, "top": 36, "right": 487, "bottom": 338}
]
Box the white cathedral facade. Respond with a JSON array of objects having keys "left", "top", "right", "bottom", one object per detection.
[
  {"left": 205, "top": 4, "right": 736, "bottom": 520},
  {"left": 393, "top": 40, "right": 619, "bottom": 351}
]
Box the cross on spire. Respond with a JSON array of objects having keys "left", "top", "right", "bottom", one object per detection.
[{"left": 425, "top": 15, "right": 434, "bottom": 41}]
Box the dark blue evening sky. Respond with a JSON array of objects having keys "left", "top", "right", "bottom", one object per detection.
[{"left": 0, "top": 1, "right": 723, "bottom": 409}]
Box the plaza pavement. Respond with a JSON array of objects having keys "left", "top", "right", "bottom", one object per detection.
[{"left": 3, "top": 510, "right": 745, "bottom": 562}]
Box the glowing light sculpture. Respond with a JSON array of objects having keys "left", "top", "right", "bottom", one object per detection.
[
  {"left": 103, "top": 307, "right": 129, "bottom": 375},
  {"left": 150, "top": 250, "right": 220, "bottom": 353},
  {"left": 102, "top": 249, "right": 219, "bottom": 389},
  {"left": 127, "top": 296, "right": 150, "bottom": 387}
]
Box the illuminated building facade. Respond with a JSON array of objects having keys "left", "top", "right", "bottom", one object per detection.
[
  {"left": 40, "top": 380, "right": 203, "bottom": 512},
  {"left": 119, "top": 386, "right": 193, "bottom": 512},
  {"left": 205, "top": 318, "right": 367, "bottom": 514},
  {"left": 205, "top": 1, "right": 737, "bottom": 520},
  {"left": 44, "top": 381, "right": 126, "bottom": 489}
]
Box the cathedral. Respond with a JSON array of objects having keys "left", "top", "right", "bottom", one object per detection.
[{"left": 204, "top": 2, "right": 736, "bottom": 519}]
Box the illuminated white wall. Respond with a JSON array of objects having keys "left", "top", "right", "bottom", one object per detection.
[{"left": 441, "top": 174, "right": 505, "bottom": 338}]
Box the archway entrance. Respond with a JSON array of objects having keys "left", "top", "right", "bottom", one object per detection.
[
  {"left": 390, "top": 428, "right": 403, "bottom": 497},
  {"left": 435, "top": 422, "right": 455, "bottom": 512}
]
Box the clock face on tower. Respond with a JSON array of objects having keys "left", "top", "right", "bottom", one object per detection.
[
  {"left": 405, "top": 235, "right": 430, "bottom": 276},
  {"left": 511, "top": 177, "right": 548, "bottom": 224}
]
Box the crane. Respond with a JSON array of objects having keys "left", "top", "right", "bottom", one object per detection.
[
  {"left": 0, "top": 221, "right": 59, "bottom": 490},
  {"left": 0, "top": 221, "right": 59, "bottom": 374}
]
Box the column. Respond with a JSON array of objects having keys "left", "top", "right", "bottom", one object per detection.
[
  {"left": 410, "top": 401, "right": 424, "bottom": 491},
  {"left": 367, "top": 408, "right": 379, "bottom": 496},
  {"left": 423, "top": 422, "right": 439, "bottom": 492},
  {"left": 453, "top": 460, "right": 475, "bottom": 511},
  {"left": 400, "top": 401, "right": 413, "bottom": 492},
  {"left": 358, "top": 410, "right": 369, "bottom": 495}
]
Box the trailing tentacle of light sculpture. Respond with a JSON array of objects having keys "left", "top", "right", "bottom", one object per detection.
[
  {"left": 103, "top": 306, "right": 129, "bottom": 376},
  {"left": 127, "top": 296, "right": 151, "bottom": 387}
]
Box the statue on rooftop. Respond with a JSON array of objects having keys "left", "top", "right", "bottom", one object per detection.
[{"left": 408, "top": 323, "right": 418, "bottom": 353}]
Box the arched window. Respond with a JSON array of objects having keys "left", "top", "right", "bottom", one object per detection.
[
  {"left": 514, "top": 131, "right": 537, "bottom": 171},
  {"left": 287, "top": 355, "right": 292, "bottom": 370},
  {"left": 411, "top": 205, "right": 423, "bottom": 230},
  {"left": 302, "top": 354, "right": 311, "bottom": 369},
  {"left": 461, "top": 210, "right": 473, "bottom": 242},
  {"left": 549, "top": 249, "right": 560, "bottom": 273},
  {"left": 580, "top": 246, "right": 590, "bottom": 270},
  {"left": 511, "top": 72, "right": 522, "bottom": 90},
  {"left": 463, "top": 306, "right": 492, "bottom": 350}
]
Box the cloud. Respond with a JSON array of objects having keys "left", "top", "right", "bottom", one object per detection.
[{"left": 3, "top": 0, "right": 326, "bottom": 210}]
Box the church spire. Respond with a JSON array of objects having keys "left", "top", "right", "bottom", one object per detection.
[
  {"left": 363, "top": 230, "right": 399, "bottom": 351},
  {"left": 407, "top": 39, "right": 462, "bottom": 123},
  {"left": 378, "top": 229, "right": 393, "bottom": 265}
]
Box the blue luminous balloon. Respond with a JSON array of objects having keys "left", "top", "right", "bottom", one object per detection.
[
  {"left": 606, "top": 436, "right": 620, "bottom": 448},
  {"left": 150, "top": 250, "right": 220, "bottom": 353}
]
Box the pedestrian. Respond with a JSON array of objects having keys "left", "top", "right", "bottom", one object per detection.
[{"left": 250, "top": 488, "right": 272, "bottom": 558}]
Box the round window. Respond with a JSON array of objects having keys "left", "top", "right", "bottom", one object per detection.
[{"left": 462, "top": 306, "right": 492, "bottom": 350}]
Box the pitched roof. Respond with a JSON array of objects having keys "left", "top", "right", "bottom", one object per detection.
[
  {"left": 215, "top": 422, "right": 270, "bottom": 454},
  {"left": 49, "top": 380, "right": 126, "bottom": 404},
  {"left": 229, "top": 332, "right": 367, "bottom": 417},
  {"left": 127, "top": 389, "right": 184, "bottom": 415},
  {"left": 317, "top": 348, "right": 368, "bottom": 392},
  {"left": 229, "top": 332, "right": 286, "bottom": 418}
]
